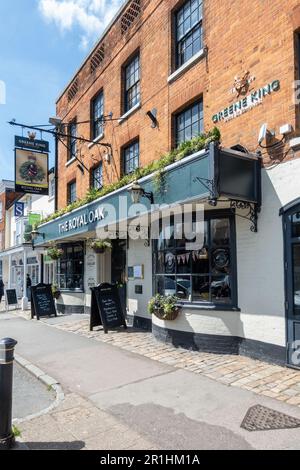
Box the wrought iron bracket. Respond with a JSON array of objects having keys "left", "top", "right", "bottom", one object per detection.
[
  {"left": 193, "top": 176, "right": 216, "bottom": 198},
  {"left": 230, "top": 200, "right": 260, "bottom": 233}
]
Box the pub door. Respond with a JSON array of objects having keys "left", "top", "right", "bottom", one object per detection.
[
  {"left": 283, "top": 203, "right": 300, "bottom": 368},
  {"left": 111, "top": 239, "right": 127, "bottom": 316}
]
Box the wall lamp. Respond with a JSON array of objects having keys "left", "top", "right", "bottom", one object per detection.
[
  {"left": 31, "top": 229, "right": 45, "bottom": 241},
  {"left": 128, "top": 181, "right": 154, "bottom": 204}
]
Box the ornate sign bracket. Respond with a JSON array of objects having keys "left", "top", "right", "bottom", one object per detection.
[{"left": 230, "top": 200, "right": 260, "bottom": 233}]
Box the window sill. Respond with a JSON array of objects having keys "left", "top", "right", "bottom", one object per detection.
[
  {"left": 65, "top": 157, "right": 76, "bottom": 168},
  {"left": 59, "top": 289, "right": 85, "bottom": 294},
  {"left": 118, "top": 102, "right": 141, "bottom": 124},
  {"left": 88, "top": 133, "right": 104, "bottom": 149},
  {"left": 168, "top": 48, "right": 206, "bottom": 84},
  {"left": 177, "top": 302, "right": 240, "bottom": 312}
]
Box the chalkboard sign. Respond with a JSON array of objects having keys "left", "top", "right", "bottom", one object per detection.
[
  {"left": 5, "top": 289, "right": 18, "bottom": 307},
  {"left": 31, "top": 283, "right": 57, "bottom": 320},
  {"left": 90, "top": 283, "right": 127, "bottom": 333}
]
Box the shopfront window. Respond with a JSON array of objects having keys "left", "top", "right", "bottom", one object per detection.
[
  {"left": 153, "top": 211, "right": 236, "bottom": 307},
  {"left": 57, "top": 243, "right": 84, "bottom": 291}
]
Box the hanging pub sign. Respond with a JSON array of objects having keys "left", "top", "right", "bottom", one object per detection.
[
  {"left": 14, "top": 201, "right": 25, "bottom": 217},
  {"left": 15, "top": 148, "right": 49, "bottom": 195},
  {"left": 90, "top": 283, "right": 127, "bottom": 333}
]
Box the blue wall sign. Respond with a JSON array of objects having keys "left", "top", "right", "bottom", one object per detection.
[{"left": 14, "top": 202, "right": 25, "bottom": 217}]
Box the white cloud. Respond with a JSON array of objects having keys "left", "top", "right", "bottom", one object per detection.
[{"left": 38, "top": 0, "right": 124, "bottom": 49}]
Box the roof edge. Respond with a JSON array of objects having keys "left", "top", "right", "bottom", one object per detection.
[{"left": 56, "top": 0, "right": 132, "bottom": 105}]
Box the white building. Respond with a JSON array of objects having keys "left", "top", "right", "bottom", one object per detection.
[{"left": 0, "top": 169, "right": 55, "bottom": 301}]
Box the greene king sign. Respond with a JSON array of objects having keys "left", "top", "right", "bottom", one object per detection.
[{"left": 212, "top": 79, "right": 280, "bottom": 123}]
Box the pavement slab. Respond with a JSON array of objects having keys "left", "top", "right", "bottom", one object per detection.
[{"left": 3, "top": 311, "right": 300, "bottom": 450}]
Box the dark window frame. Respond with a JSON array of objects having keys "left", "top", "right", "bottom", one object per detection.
[
  {"left": 123, "top": 53, "right": 140, "bottom": 113},
  {"left": 152, "top": 209, "right": 238, "bottom": 309},
  {"left": 91, "top": 90, "right": 104, "bottom": 140},
  {"left": 175, "top": 98, "right": 204, "bottom": 147},
  {"left": 68, "top": 120, "right": 77, "bottom": 161},
  {"left": 67, "top": 180, "right": 77, "bottom": 204},
  {"left": 175, "top": 0, "right": 203, "bottom": 69},
  {"left": 123, "top": 140, "right": 140, "bottom": 175},
  {"left": 57, "top": 242, "right": 84, "bottom": 292},
  {"left": 90, "top": 163, "right": 103, "bottom": 190}
]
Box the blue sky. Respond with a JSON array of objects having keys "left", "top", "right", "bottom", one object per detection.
[{"left": 0, "top": 0, "right": 124, "bottom": 180}]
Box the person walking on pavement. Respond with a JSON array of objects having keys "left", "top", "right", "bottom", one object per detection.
[
  {"left": 26, "top": 274, "right": 32, "bottom": 300},
  {"left": 0, "top": 278, "right": 4, "bottom": 304}
]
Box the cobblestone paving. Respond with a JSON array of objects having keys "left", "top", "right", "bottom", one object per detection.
[
  {"left": 13, "top": 310, "right": 300, "bottom": 408},
  {"left": 33, "top": 315, "right": 300, "bottom": 409}
]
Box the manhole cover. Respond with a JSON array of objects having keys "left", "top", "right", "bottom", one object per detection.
[{"left": 241, "top": 405, "right": 300, "bottom": 432}]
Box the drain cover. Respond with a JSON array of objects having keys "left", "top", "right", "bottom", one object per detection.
[{"left": 241, "top": 405, "right": 300, "bottom": 432}]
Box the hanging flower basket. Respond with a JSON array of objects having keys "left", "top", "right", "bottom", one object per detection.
[
  {"left": 88, "top": 239, "right": 112, "bottom": 254},
  {"left": 152, "top": 306, "right": 180, "bottom": 321},
  {"left": 148, "top": 294, "right": 181, "bottom": 321},
  {"left": 47, "top": 245, "right": 63, "bottom": 260}
]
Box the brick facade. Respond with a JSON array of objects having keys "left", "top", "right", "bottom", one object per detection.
[
  {"left": 0, "top": 187, "right": 20, "bottom": 250},
  {"left": 56, "top": 0, "right": 300, "bottom": 209}
]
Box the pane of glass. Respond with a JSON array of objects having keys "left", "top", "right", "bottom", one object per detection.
[
  {"left": 176, "top": 276, "right": 191, "bottom": 300},
  {"left": 184, "top": 122, "right": 192, "bottom": 141},
  {"left": 192, "top": 34, "right": 201, "bottom": 55},
  {"left": 211, "top": 218, "right": 230, "bottom": 246},
  {"left": 176, "top": 250, "right": 192, "bottom": 274},
  {"left": 292, "top": 212, "right": 300, "bottom": 237},
  {"left": 211, "top": 275, "right": 231, "bottom": 304},
  {"left": 191, "top": 122, "right": 199, "bottom": 138},
  {"left": 155, "top": 252, "right": 165, "bottom": 274},
  {"left": 163, "top": 224, "right": 175, "bottom": 248},
  {"left": 164, "top": 251, "right": 176, "bottom": 274},
  {"left": 191, "top": 8, "right": 199, "bottom": 26},
  {"left": 293, "top": 245, "right": 300, "bottom": 315},
  {"left": 192, "top": 247, "right": 209, "bottom": 274},
  {"left": 164, "top": 276, "right": 176, "bottom": 296},
  {"left": 192, "top": 276, "right": 210, "bottom": 302},
  {"left": 155, "top": 276, "right": 165, "bottom": 295}
]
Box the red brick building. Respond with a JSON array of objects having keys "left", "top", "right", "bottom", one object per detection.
[
  {"left": 36, "top": 0, "right": 300, "bottom": 367},
  {"left": 56, "top": 0, "right": 300, "bottom": 208},
  {"left": 0, "top": 181, "right": 18, "bottom": 252}
]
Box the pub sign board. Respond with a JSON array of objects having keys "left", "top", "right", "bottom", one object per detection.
[
  {"left": 90, "top": 283, "right": 127, "bottom": 333},
  {"left": 5, "top": 289, "right": 18, "bottom": 307},
  {"left": 15, "top": 148, "right": 49, "bottom": 196},
  {"left": 15, "top": 136, "right": 49, "bottom": 153},
  {"left": 31, "top": 283, "right": 57, "bottom": 320}
]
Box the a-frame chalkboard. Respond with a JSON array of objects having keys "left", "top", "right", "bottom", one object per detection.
[
  {"left": 5, "top": 289, "right": 18, "bottom": 310},
  {"left": 31, "top": 283, "right": 57, "bottom": 320},
  {"left": 90, "top": 283, "right": 127, "bottom": 333}
]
